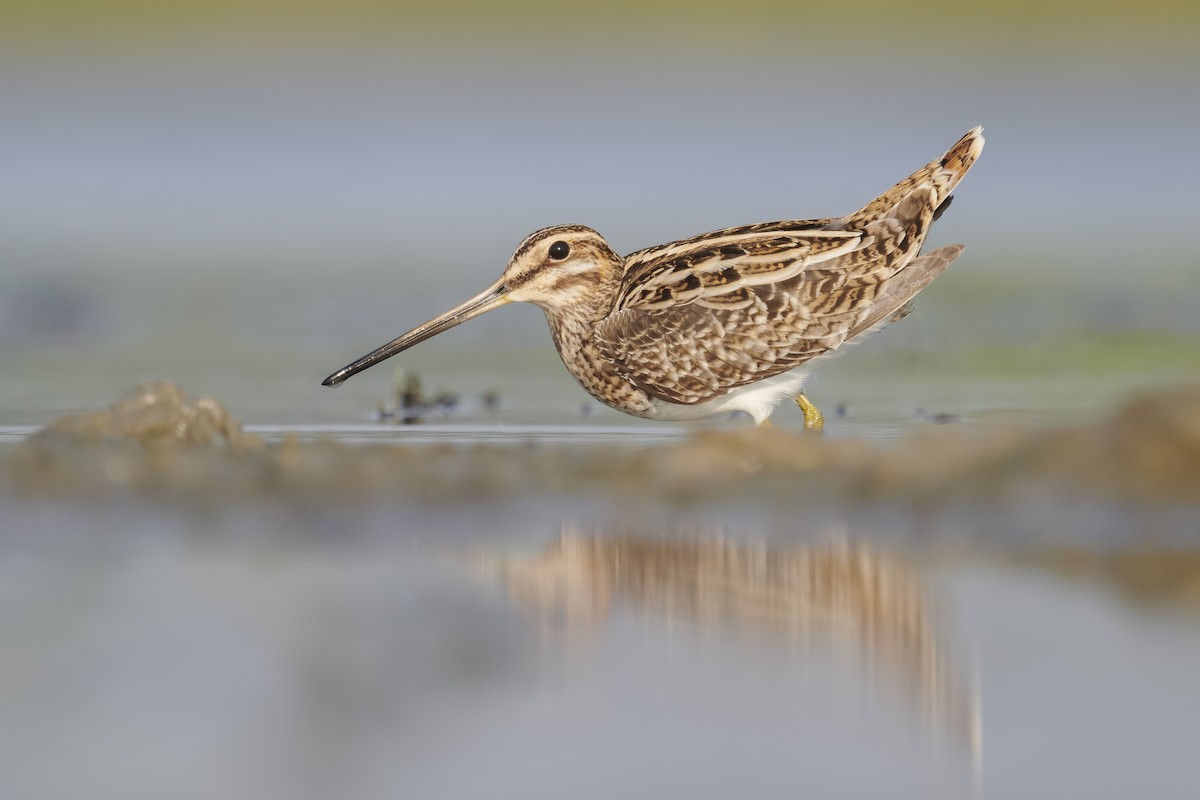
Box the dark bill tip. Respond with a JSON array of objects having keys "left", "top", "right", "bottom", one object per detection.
[{"left": 317, "top": 279, "right": 511, "bottom": 390}]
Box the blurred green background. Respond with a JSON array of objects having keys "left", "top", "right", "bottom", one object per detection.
[{"left": 2, "top": 0, "right": 1197, "bottom": 427}]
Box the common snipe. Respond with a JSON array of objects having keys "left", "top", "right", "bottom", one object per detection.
[{"left": 323, "top": 127, "right": 984, "bottom": 428}]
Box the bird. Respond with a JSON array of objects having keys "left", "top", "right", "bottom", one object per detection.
[{"left": 323, "top": 127, "right": 985, "bottom": 429}]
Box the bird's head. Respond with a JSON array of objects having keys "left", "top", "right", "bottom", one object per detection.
[{"left": 321, "top": 224, "right": 622, "bottom": 387}]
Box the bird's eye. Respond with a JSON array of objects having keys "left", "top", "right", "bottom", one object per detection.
[{"left": 548, "top": 240, "right": 570, "bottom": 260}]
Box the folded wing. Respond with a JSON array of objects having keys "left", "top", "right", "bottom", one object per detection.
[{"left": 594, "top": 185, "right": 949, "bottom": 406}]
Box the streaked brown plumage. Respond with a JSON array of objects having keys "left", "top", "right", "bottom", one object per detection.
[{"left": 323, "top": 127, "right": 985, "bottom": 426}]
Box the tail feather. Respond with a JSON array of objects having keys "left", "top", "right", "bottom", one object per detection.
[
  {"left": 931, "top": 194, "right": 954, "bottom": 223},
  {"left": 851, "top": 244, "right": 966, "bottom": 338},
  {"left": 841, "top": 126, "right": 984, "bottom": 229}
]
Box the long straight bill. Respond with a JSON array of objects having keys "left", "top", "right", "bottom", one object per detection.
[{"left": 322, "top": 279, "right": 510, "bottom": 386}]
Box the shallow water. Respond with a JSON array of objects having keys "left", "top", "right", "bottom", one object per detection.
[
  {"left": 2, "top": 502, "right": 1198, "bottom": 800},
  {"left": 3, "top": 384, "right": 1200, "bottom": 798}
]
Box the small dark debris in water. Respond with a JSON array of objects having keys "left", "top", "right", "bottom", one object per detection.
[
  {"left": 579, "top": 403, "right": 592, "bottom": 417},
  {"left": 376, "top": 369, "right": 464, "bottom": 424},
  {"left": 399, "top": 372, "right": 424, "bottom": 412},
  {"left": 374, "top": 399, "right": 421, "bottom": 425},
  {"left": 482, "top": 390, "right": 501, "bottom": 412},
  {"left": 432, "top": 392, "right": 459, "bottom": 413},
  {"left": 835, "top": 402, "right": 849, "bottom": 418},
  {"left": 916, "top": 408, "right": 961, "bottom": 424}
]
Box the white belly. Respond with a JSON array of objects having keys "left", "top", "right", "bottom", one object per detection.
[{"left": 645, "top": 368, "right": 813, "bottom": 425}]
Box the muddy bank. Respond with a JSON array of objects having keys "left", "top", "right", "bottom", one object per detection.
[
  {"left": 1008, "top": 549, "right": 1200, "bottom": 613},
  {"left": 5, "top": 382, "right": 1199, "bottom": 516}
]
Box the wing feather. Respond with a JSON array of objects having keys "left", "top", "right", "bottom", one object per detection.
[{"left": 593, "top": 185, "right": 944, "bottom": 406}]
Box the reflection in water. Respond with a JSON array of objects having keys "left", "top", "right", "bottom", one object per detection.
[{"left": 472, "top": 528, "right": 979, "bottom": 762}]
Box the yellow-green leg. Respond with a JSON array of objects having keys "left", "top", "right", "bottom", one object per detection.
[{"left": 795, "top": 393, "right": 824, "bottom": 432}]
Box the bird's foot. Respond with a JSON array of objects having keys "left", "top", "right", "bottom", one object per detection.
[{"left": 795, "top": 393, "right": 825, "bottom": 432}]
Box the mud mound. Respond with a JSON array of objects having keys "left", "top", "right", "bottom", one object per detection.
[{"left": 36, "top": 382, "right": 251, "bottom": 448}]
